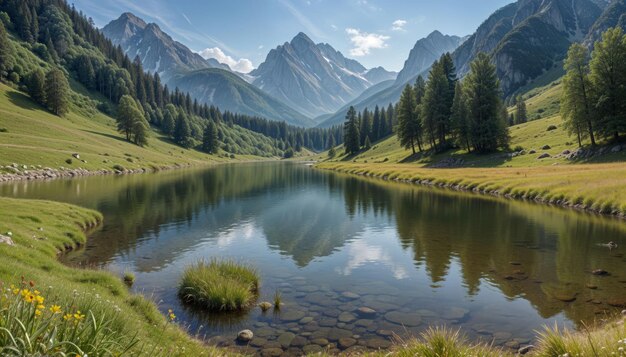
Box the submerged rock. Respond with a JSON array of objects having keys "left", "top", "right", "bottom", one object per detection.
[
  {"left": 355, "top": 307, "right": 377, "bottom": 318},
  {"left": 384, "top": 311, "right": 421, "bottom": 326},
  {"left": 338, "top": 337, "right": 356, "bottom": 349},
  {"left": 518, "top": 345, "right": 534, "bottom": 355}
]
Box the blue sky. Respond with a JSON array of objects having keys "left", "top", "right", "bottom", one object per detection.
[{"left": 72, "top": 0, "right": 513, "bottom": 73}]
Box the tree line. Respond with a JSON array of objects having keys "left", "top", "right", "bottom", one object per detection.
[
  {"left": 342, "top": 104, "right": 396, "bottom": 155},
  {"left": 561, "top": 27, "right": 626, "bottom": 147},
  {"left": 0, "top": 0, "right": 340, "bottom": 154},
  {"left": 343, "top": 52, "right": 509, "bottom": 155}
]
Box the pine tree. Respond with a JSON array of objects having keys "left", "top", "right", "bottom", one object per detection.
[
  {"left": 174, "top": 111, "right": 193, "bottom": 148},
  {"left": 327, "top": 135, "right": 336, "bottom": 158},
  {"left": 421, "top": 61, "right": 450, "bottom": 150},
  {"left": 30, "top": 6, "right": 39, "bottom": 43},
  {"left": 27, "top": 69, "right": 46, "bottom": 105},
  {"left": 589, "top": 27, "right": 626, "bottom": 141},
  {"left": 343, "top": 106, "right": 360, "bottom": 155},
  {"left": 562, "top": 43, "right": 596, "bottom": 146},
  {"left": 162, "top": 104, "right": 177, "bottom": 136},
  {"left": 450, "top": 81, "right": 471, "bottom": 152},
  {"left": 364, "top": 135, "right": 372, "bottom": 150},
  {"left": 0, "top": 21, "right": 14, "bottom": 79},
  {"left": 44, "top": 68, "right": 70, "bottom": 116},
  {"left": 396, "top": 84, "right": 422, "bottom": 154},
  {"left": 202, "top": 120, "right": 219, "bottom": 154},
  {"left": 515, "top": 96, "right": 528, "bottom": 124},
  {"left": 360, "top": 108, "right": 372, "bottom": 146},
  {"left": 464, "top": 53, "right": 508, "bottom": 152},
  {"left": 372, "top": 106, "right": 381, "bottom": 142}
]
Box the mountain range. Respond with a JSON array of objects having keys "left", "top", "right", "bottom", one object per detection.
[
  {"left": 251, "top": 33, "right": 396, "bottom": 118},
  {"left": 102, "top": 0, "right": 626, "bottom": 130},
  {"left": 318, "top": 0, "right": 620, "bottom": 128}
]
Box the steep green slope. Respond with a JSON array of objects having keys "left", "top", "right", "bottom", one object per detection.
[
  {"left": 169, "top": 68, "right": 315, "bottom": 127},
  {"left": 0, "top": 83, "right": 273, "bottom": 173}
]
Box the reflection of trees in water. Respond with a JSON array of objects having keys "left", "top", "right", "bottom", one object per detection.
[{"left": 340, "top": 176, "right": 626, "bottom": 325}]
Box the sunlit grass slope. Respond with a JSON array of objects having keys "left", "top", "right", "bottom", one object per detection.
[{"left": 0, "top": 83, "right": 264, "bottom": 173}]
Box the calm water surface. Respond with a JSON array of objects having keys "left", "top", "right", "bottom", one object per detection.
[{"left": 2, "top": 162, "right": 625, "bottom": 355}]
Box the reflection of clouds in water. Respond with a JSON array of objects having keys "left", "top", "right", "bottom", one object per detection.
[
  {"left": 338, "top": 240, "right": 408, "bottom": 279},
  {"left": 216, "top": 221, "right": 257, "bottom": 248}
]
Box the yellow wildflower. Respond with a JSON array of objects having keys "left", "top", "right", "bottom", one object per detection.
[
  {"left": 36, "top": 295, "right": 44, "bottom": 304},
  {"left": 63, "top": 313, "right": 73, "bottom": 321},
  {"left": 50, "top": 305, "right": 61, "bottom": 314},
  {"left": 73, "top": 311, "right": 85, "bottom": 321},
  {"left": 35, "top": 309, "right": 42, "bottom": 317},
  {"left": 10, "top": 285, "right": 19, "bottom": 295},
  {"left": 24, "top": 294, "right": 35, "bottom": 303},
  {"left": 168, "top": 309, "right": 176, "bottom": 321},
  {"left": 20, "top": 289, "right": 29, "bottom": 297}
]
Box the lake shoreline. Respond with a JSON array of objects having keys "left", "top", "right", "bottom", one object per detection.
[{"left": 316, "top": 162, "right": 626, "bottom": 220}]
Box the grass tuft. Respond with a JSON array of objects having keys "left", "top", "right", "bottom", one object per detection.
[{"left": 178, "top": 259, "right": 259, "bottom": 311}]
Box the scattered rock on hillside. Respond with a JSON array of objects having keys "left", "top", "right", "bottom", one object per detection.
[
  {"left": 72, "top": 153, "right": 80, "bottom": 159},
  {"left": 528, "top": 149, "right": 536, "bottom": 154},
  {"left": 546, "top": 125, "right": 557, "bottom": 131},
  {"left": 612, "top": 145, "right": 622, "bottom": 153},
  {"left": 537, "top": 153, "right": 550, "bottom": 159},
  {"left": 541, "top": 145, "right": 551, "bottom": 150},
  {"left": 591, "top": 269, "right": 609, "bottom": 276},
  {"left": 0, "top": 234, "right": 14, "bottom": 246}
]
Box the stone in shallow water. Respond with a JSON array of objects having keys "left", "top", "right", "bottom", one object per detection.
[
  {"left": 322, "top": 309, "right": 341, "bottom": 318},
  {"left": 377, "top": 329, "right": 394, "bottom": 337},
  {"left": 250, "top": 337, "right": 268, "bottom": 348},
  {"left": 260, "top": 347, "right": 283, "bottom": 356},
  {"left": 355, "top": 307, "right": 377, "bottom": 318},
  {"left": 279, "top": 310, "right": 306, "bottom": 322},
  {"left": 607, "top": 299, "right": 626, "bottom": 308},
  {"left": 442, "top": 307, "right": 469, "bottom": 320},
  {"left": 255, "top": 327, "right": 276, "bottom": 338},
  {"left": 298, "top": 316, "right": 313, "bottom": 324},
  {"left": 311, "top": 338, "right": 329, "bottom": 346},
  {"left": 237, "top": 329, "right": 253, "bottom": 342},
  {"left": 302, "top": 344, "right": 323, "bottom": 354},
  {"left": 326, "top": 327, "right": 353, "bottom": 341},
  {"left": 338, "top": 311, "right": 356, "bottom": 323},
  {"left": 338, "top": 337, "right": 357, "bottom": 349},
  {"left": 341, "top": 291, "right": 360, "bottom": 300},
  {"left": 384, "top": 311, "right": 421, "bottom": 326},
  {"left": 367, "top": 338, "right": 392, "bottom": 349},
  {"left": 300, "top": 285, "right": 319, "bottom": 292},
  {"left": 277, "top": 332, "right": 295, "bottom": 348},
  {"left": 290, "top": 336, "right": 307, "bottom": 347},
  {"left": 355, "top": 319, "right": 374, "bottom": 327},
  {"left": 319, "top": 317, "right": 338, "bottom": 327},
  {"left": 306, "top": 292, "right": 335, "bottom": 306}
]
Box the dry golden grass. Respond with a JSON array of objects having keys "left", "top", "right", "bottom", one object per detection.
[{"left": 317, "top": 161, "right": 626, "bottom": 216}]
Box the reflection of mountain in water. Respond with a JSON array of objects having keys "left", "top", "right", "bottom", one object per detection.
[{"left": 3, "top": 162, "right": 625, "bottom": 328}]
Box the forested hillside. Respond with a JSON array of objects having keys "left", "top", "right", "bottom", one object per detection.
[{"left": 0, "top": 0, "right": 340, "bottom": 165}]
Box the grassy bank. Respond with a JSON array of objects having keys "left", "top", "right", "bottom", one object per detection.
[
  {"left": 0, "top": 197, "right": 238, "bottom": 356},
  {"left": 317, "top": 161, "right": 626, "bottom": 217}
]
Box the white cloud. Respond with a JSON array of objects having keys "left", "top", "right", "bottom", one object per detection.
[
  {"left": 345, "top": 28, "right": 389, "bottom": 56},
  {"left": 198, "top": 47, "right": 255, "bottom": 73},
  {"left": 392, "top": 19, "right": 407, "bottom": 31}
]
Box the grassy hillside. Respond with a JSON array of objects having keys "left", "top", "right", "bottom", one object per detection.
[
  {"left": 0, "top": 197, "right": 240, "bottom": 356},
  {"left": 0, "top": 83, "right": 275, "bottom": 174},
  {"left": 315, "top": 78, "right": 626, "bottom": 216}
]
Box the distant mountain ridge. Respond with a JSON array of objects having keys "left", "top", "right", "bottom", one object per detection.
[
  {"left": 102, "top": 13, "right": 314, "bottom": 127},
  {"left": 102, "top": 13, "right": 229, "bottom": 80},
  {"left": 317, "top": 30, "right": 465, "bottom": 127},
  {"left": 319, "top": 0, "right": 608, "bottom": 127},
  {"left": 250, "top": 32, "right": 396, "bottom": 118}
]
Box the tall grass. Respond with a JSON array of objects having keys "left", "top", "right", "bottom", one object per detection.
[
  {"left": 0, "top": 278, "right": 138, "bottom": 356},
  {"left": 178, "top": 259, "right": 259, "bottom": 311},
  {"left": 391, "top": 327, "right": 503, "bottom": 357},
  {"left": 535, "top": 321, "right": 626, "bottom": 357}
]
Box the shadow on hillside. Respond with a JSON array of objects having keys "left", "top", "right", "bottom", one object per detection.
[
  {"left": 84, "top": 130, "right": 133, "bottom": 145},
  {"left": 6, "top": 91, "right": 40, "bottom": 111}
]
